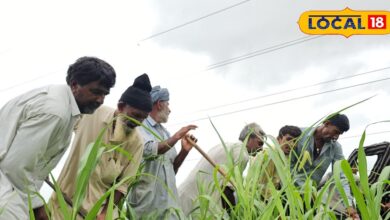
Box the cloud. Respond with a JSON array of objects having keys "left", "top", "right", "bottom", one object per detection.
[{"left": 145, "top": 0, "right": 390, "bottom": 90}]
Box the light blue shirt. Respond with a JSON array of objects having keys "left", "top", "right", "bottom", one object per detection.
[
  {"left": 291, "top": 127, "right": 353, "bottom": 204},
  {"left": 128, "top": 116, "right": 180, "bottom": 219}
]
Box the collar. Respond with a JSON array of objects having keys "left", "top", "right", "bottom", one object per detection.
[
  {"left": 66, "top": 86, "right": 81, "bottom": 117},
  {"left": 145, "top": 115, "right": 159, "bottom": 127}
]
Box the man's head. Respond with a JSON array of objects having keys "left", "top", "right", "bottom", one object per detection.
[
  {"left": 150, "top": 86, "right": 170, "bottom": 123},
  {"left": 238, "top": 122, "right": 266, "bottom": 155},
  {"left": 118, "top": 73, "right": 153, "bottom": 130},
  {"left": 277, "top": 125, "right": 302, "bottom": 155},
  {"left": 66, "top": 56, "right": 116, "bottom": 114},
  {"left": 317, "top": 113, "right": 350, "bottom": 143}
]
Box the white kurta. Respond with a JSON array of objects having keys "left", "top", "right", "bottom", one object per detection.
[
  {"left": 178, "top": 142, "right": 249, "bottom": 217},
  {"left": 0, "top": 85, "right": 80, "bottom": 219}
]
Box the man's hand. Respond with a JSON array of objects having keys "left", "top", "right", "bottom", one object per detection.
[
  {"left": 181, "top": 134, "right": 198, "bottom": 152},
  {"left": 173, "top": 133, "right": 198, "bottom": 173},
  {"left": 381, "top": 202, "right": 390, "bottom": 211},
  {"left": 33, "top": 206, "right": 49, "bottom": 220},
  {"left": 159, "top": 124, "right": 197, "bottom": 154},
  {"left": 346, "top": 206, "right": 360, "bottom": 220},
  {"left": 173, "top": 125, "right": 197, "bottom": 141}
]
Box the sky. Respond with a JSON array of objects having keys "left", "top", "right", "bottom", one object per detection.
[{"left": 1, "top": 0, "right": 389, "bottom": 200}]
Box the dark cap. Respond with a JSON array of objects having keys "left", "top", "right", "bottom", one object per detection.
[{"left": 119, "top": 73, "right": 153, "bottom": 112}]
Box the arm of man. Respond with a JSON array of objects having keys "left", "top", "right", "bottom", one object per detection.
[
  {"left": 0, "top": 114, "right": 65, "bottom": 219},
  {"left": 141, "top": 125, "right": 197, "bottom": 157},
  {"left": 173, "top": 134, "right": 197, "bottom": 173},
  {"left": 333, "top": 143, "right": 360, "bottom": 220},
  {"left": 158, "top": 125, "right": 197, "bottom": 155}
]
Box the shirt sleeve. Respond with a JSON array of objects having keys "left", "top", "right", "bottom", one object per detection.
[
  {"left": 0, "top": 114, "right": 65, "bottom": 208},
  {"left": 143, "top": 140, "right": 159, "bottom": 157},
  {"left": 116, "top": 136, "right": 144, "bottom": 194},
  {"left": 138, "top": 127, "right": 159, "bottom": 157}
]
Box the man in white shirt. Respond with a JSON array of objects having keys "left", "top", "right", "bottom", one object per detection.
[
  {"left": 178, "top": 123, "right": 265, "bottom": 217},
  {"left": 0, "top": 56, "right": 116, "bottom": 220}
]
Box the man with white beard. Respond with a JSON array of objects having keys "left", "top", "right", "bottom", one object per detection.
[{"left": 127, "top": 86, "right": 197, "bottom": 219}]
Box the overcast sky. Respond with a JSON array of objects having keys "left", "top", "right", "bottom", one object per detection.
[{"left": 1, "top": 0, "right": 389, "bottom": 200}]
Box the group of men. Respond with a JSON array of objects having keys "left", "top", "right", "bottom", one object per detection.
[{"left": 0, "top": 57, "right": 363, "bottom": 219}]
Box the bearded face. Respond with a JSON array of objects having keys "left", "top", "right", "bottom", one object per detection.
[
  {"left": 71, "top": 80, "right": 109, "bottom": 114},
  {"left": 157, "top": 101, "right": 171, "bottom": 123},
  {"left": 117, "top": 103, "right": 149, "bottom": 134}
]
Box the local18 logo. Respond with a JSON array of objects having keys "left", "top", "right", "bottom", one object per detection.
[{"left": 298, "top": 8, "right": 390, "bottom": 37}]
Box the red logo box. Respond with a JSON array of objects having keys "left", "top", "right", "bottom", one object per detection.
[{"left": 368, "top": 15, "right": 386, "bottom": 29}]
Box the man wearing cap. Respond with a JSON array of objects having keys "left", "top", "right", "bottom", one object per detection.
[
  {"left": 290, "top": 113, "right": 359, "bottom": 219},
  {"left": 0, "top": 57, "right": 116, "bottom": 220},
  {"left": 49, "top": 73, "right": 153, "bottom": 220},
  {"left": 127, "top": 86, "right": 197, "bottom": 219},
  {"left": 178, "top": 122, "right": 265, "bottom": 217}
]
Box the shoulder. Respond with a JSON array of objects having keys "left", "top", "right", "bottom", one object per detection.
[
  {"left": 299, "top": 127, "right": 314, "bottom": 138},
  {"left": 16, "top": 85, "right": 70, "bottom": 118},
  {"left": 230, "top": 142, "right": 249, "bottom": 158},
  {"left": 334, "top": 141, "right": 342, "bottom": 147},
  {"left": 332, "top": 141, "right": 343, "bottom": 151},
  {"left": 91, "top": 105, "right": 115, "bottom": 119},
  {"left": 77, "top": 105, "right": 115, "bottom": 127},
  {"left": 297, "top": 127, "right": 314, "bottom": 146},
  {"left": 132, "top": 128, "right": 144, "bottom": 145},
  {"left": 29, "top": 85, "right": 76, "bottom": 119}
]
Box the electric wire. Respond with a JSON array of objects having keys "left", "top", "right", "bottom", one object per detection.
[
  {"left": 139, "top": 0, "right": 251, "bottom": 42},
  {"left": 172, "top": 76, "right": 390, "bottom": 125}
]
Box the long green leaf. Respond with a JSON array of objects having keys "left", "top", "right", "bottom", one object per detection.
[
  {"left": 72, "top": 125, "right": 107, "bottom": 220},
  {"left": 357, "top": 130, "right": 372, "bottom": 205},
  {"left": 341, "top": 160, "right": 370, "bottom": 220},
  {"left": 50, "top": 173, "right": 71, "bottom": 220},
  {"left": 104, "top": 187, "right": 115, "bottom": 220},
  {"left": 27, "top": 192, "right": 35, "bottom": 220}
]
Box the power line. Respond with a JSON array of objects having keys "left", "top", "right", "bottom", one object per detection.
[
  {"left": 174, "top": 35, "right": 322, "bottom": 82},
  {"left": 204, "top": 36, "right": 322, "bottom": 71},
  {"left": 0, "top": 70, "right": 61, "bottom": 93},
  {"left": 172, "top": 77, "right": 390, "bottom": 125},
  {"left": 195, "top": 66, "right": 390, "bottom": 112},
  {"left": 341, "top": 131, "right": 390, "bottom": 140},
  {"left": 139, "top": 0, "right": 251, "bottom": 42},
  {"left": 0, "top": 36, "right": 322, "bottom": 95}
]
